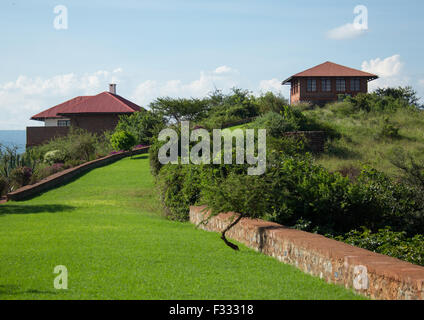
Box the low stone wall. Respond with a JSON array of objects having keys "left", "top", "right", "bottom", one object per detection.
[
  {"left": 6, "top": 147, "right": 149, "bottom": 202},
  {"left": 190, "top": 206, "right": 424, "bottom": 300}
]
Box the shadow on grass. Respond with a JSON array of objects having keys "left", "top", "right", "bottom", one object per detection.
[
  {"left": 0, "top": 284, "right": 59, "bottom": 296},
  {"left": 131, "top": 154, "right": 148, "bottom": 160},
  {"left": 324, "top": 144, "right": 361, "bottom": 160},
  {"left": 0, "top": 204, "right": 76, "bottom": 216}
]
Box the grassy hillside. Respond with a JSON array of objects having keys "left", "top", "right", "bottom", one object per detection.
[
  {"left": 0, "top": 155, "right": 363, "bottom": 300},
  {"left": 304, "top": 105, "right": 424, "bottom": 178}
]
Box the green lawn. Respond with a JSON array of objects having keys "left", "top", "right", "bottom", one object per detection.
[{"left": 0, "top": 155, "right": 364, "bottom": 299}]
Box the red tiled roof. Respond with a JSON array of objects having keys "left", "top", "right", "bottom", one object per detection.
[
  {"left": 282, "top": 61, "right": 378, "bottom": 84},
  {"left": 31, "top": 92, "right": 142, "bottom": 121},
  {"left": 31, "top": 96, "right": 91, "bottom": 120}
]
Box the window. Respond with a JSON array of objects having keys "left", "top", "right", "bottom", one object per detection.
[
  {"left": 336, "top": 78, "right": 346, "bottom": 92},
  {"left": 321, "top": 78, "right": 331, "bottom": 92},
  {"left": 350, "top": 78, "right": 360, "bottom": 91},
  {"left": 292, "top": 80, "right": 296, "bottom": 94},
  {"left": 58, "top": 120, "right": 70, "bottom": 127},
  {"left": 307, "top": 79, "right": 317, "bottom": 92}
]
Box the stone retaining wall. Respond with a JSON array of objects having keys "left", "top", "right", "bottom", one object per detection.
[
  {"left": 190, "top": 205, "right": 424, "bottom": 300},
  {"left": 6, "top": 147, "right": 149, "bottom": 201}
]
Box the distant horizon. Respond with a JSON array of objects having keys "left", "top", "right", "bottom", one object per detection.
[{"left": 0, "top": 130, "right": 26, "bottom": 154}]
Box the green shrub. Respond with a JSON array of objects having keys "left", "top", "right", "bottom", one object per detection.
[
  {"left": 110, "top": 130, "right": 137, "bottom": 152},
  {"left": 9, "top": 166, "right": 32, "bottom": 190},
  {"left": 150, "top": 97, "right": 210, "bottom": 123},
  {"left": 344, "top": 90, "right": 416, "bottom": 114},
  {"left": 33, "top": 128, "right": 102, "bottom": 163},
  {"left": 153, "top": 147, "right": 424, "bottom": 236},
  {"left": 200, "top": 170, "right": 271, "bottom": 221},
  {"left": 156, "top": 164, "right": 203, "bottom": 221},
  {"left": 0, "top": 176, "right": 8, "bottom": 196},
  {"left": 200, "top": 88, "right": 259, "bottom": 129},
  {"left": 348, "top": 166, "right": 424, "bottom": 236},
  {"left": 375, "top": 86, "right": 419, "bottom": 106},
  {"left": 380, "top": 117, "right": 400, "bottom": 139},
  {"left": 292, "top": 101, "right": 315, "bottom": 112},
  {"left": 256, "top": 92, "right": 289, "bottom": 114},
  {"left": 334, "top": 227, "right": 424, "bottom": 266},
  {"left": 69, "top": 130, "right": 98, "bottom": 161},
  {"left": 31, "top": 163, "right": 64, "bottom": 183},
  {"left": 115, "top": 111, "right": 165, "bottom": 145},
  {"left": 249, "top": 111, "right": 299, "bottom": 138},
  {"left": 329, "top": 101, "right": 357, "bottom": 116},
  {"left": 44, "top": 150, "right": 67, "bottom": 164},
  {"left": 63, "top": 159, "right": 85, "bottom": 169},
  {"left": 149, "top": 138, "right": 166, "bottom": 177}
]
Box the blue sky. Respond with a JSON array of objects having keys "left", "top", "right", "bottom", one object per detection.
[{"left": 1, "top": 0, "right": 423, "bottom": 129}]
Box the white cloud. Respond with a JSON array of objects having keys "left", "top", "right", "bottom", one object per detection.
[
  {"left": 0, "top": 68, "right": 123, "bottom": 130},
  {"left": 361, "top": 55, "right": 403, "bottom": 77},
  {"left": 214, "top": 65, "right": 236, "bottom": 75},
  {"left": 327, "top": 23, "right": 367, "bottom": 40},
  {"left": 258, "top": 78, "right": 282, "bottom": 93},
  {"left": 361, "top": 54, "right": 409, "bottom": 90},
  {"left": 131, "top": 67, "right": 239, "bottom": 106},
  {"left": 419, "top": 79, "right": 424, "bottom": 88}
]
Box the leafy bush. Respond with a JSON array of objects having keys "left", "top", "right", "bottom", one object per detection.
[
  {"left": 347, "top": 167, "right": 424, "bottom": 236},
  {"left": 389, "top": 148, "right": 424, "bottom": 190},
  {"left": 63, "top": 159, "right": 85, "bottom": 169},
  {"left": 115, "top": 111, "right": 165, "bottom": 145},
  {"left": 9, "top": 166, "right": 32, "bottom": 190},
  {"left": 375, "top": 86, "right": 419, "bottom": 106},
  {"left": 156, "top": 164, "right": 202, "bottom": 221},
  {"left": 292, "top": 101, "right": 315, "bottom": 112},
  {"left": 154, "top": 149, "right": 424, "bottom": 236},
  {"left": 44, "top": 150, "right": 67, "bottom": 165},
  {"left": 0, "top": 176, "right": 8, "bottom": 196},
  {"left": 110, "top": 130, "right": 137, "bottom": 152},
  {"left": 329, "top": 101, "right": 357, "bottom": 116},
  {"left": 150, "top": 97, "right": 210, "bottom": 123},
  {"left": 344, "top": 90, "right": 416, "bottom": 113},
  {"left": 201, "top": 88, "right": 260, "bottom": 129},
  {"left": 33, "top": 128, "right": 102, "bottom": 163},
  {"left": 380, "top": 117, "right": 400, "bottom": 139},
  {"left": 249, "top": 111, "right": 299, "bottom": 137},
  {"left": 31, "top": 163, "right": 65, "bottom": 183},
  {"left": 149, "top": 137, "right": 166, "bottom": 177},
  {"left": 256, "top": 92, "right": 289, "bottom": 114},
  {"left": 334, "top": 227, "right": 424, "bottom": 266}
]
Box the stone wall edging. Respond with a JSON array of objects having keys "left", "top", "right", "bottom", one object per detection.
[
  {"left": 5, "top": 147, "right": 149, "bottom": 202},
  {"left": 190, "top": 205, "right": 424, "bottom": 300}
]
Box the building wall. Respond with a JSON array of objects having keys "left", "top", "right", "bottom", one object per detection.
[
  {"left": 27, "top": 114, "right": 127, "bottom": 148},
  {"left": 290, "top": 77, "right": 368, "bottom": 105},
  {"left": 69, "top": 114, "right": 121, "bottom": 134},
  {"left": 44, "top": 118, "right": 71, "bottom": 127},
  {"left": 26, "top": 126, "right": 69, "bottom": 147}
]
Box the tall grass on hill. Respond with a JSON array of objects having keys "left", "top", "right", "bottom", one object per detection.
[{"left": 306, "top": 104, "right": 424, "bottom": 178}]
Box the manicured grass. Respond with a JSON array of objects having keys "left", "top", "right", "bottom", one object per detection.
[{"left": 0, "top": 155, "right": 364, "bottom": 299}]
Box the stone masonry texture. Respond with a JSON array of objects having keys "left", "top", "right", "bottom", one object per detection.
[{"left": 190, "top": 205, "right": 424, "bottom": 300}]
